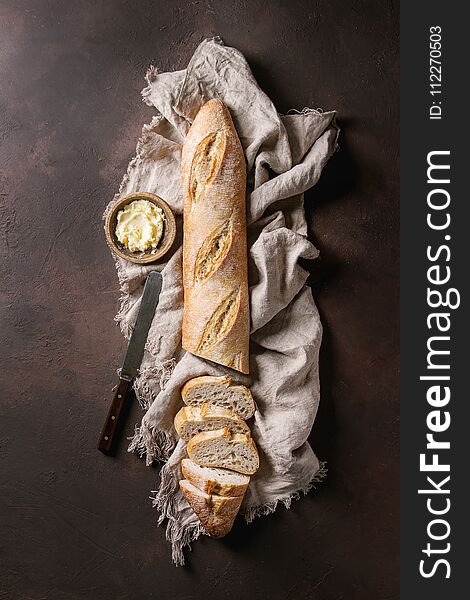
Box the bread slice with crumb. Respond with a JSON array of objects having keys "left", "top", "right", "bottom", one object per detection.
[
  {"left": 174, "top": 404, "right": 250, "bottom": 442},
  {"left": 179, "top": 479, "right": 244, "bottom": 537},
  {"left": 181, "top": 375, "right": 255, "bottom": 420},
  {"left": 181, "top": 458, "right": 250, "bottom": 497},
  {"left": 187, "top": 427, "right": 259, "bottom": 475}
]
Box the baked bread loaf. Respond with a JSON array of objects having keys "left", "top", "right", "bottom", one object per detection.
[
  {"left": 181, "top": 375, "right": 255, "bottom": 420},
  {"left": 181, "top": 99, "right": 250, "bottom": 374},
  {"left": 181, "top": 458, "right": 250, "bottom": 497},
  {"left": 174, "top": 404, "right": 250, "bottom": 442},
  {"left": 179, "top": 479, "right": 244, "bottom": 538},
  {"left": 187, "top": 427, "right": 259, "bottom": 475}
]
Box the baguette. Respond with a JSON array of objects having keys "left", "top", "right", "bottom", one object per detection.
[
  {"left": 181, "top": 458, "right": 250, "bottom": 497},
  {"left": 187, "top": 427, "right": 259, "bottom": 475},
  {"left": 181, "top": 99, "right": 250, "bottom": 374},
  {"left": 174, "top": 404, "right": 250, "bottom": 442},
  {"left": 179, "top": 479, "right": 244, "bottom": 538},
  {"left": 181, "top": 375, "right": 255, "bottom": 420}
]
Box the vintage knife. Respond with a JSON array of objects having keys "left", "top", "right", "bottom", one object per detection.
[{"left": 97, "top": 270, "right": 163, "bottom": 454}]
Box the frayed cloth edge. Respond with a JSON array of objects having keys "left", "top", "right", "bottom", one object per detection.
[
  {"left": 285, "top": 106, "right": 326, "bottom": 116},
  {"left": 103, "top": 113, "right": 165, "bottom": 340},
  {"left": 152, "top": 461, "right": 327, "bottom": 566},
  {"left": 128, "top": 423, "right": 177, "bottom": 466},
  {"left": 151, "top": 460, "right": 179, "bottom": 521},
  {"left": 133, "top": 359, "right": 177, "bottom": 410},
  {"left": 243, "top": 461, "right": 328, "bottom": 523},
  {"left": 166, "top": 518, "right": 206, "bottom": 567},
  {"left": 142, "top": 65, "right": 159, "bottom": 106},
  {"left": 150, "top": 462, "right": 208, "bottom": 566}
]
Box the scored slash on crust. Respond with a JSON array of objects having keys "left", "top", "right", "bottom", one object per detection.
[
  {"left": 189, "top": 130, "right": 227, "bottom": 204},
  {"left": 194, "top": 218, "right": 233, "bottom": 284},
  {"left": 197, "top": 288, "right": 241, "bottom": 354}
]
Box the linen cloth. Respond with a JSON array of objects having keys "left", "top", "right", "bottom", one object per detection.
[{"left": 107, "top": 37, "right": 339, "bottom": 565}]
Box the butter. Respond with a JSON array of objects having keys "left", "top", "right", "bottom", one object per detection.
[{"left": 115, "top": 199, "right": 165, "bottom": 253}]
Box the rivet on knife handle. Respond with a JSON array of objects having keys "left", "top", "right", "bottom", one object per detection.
[{"left": 97, "top": 379, "right": 132, "bottom": 453}]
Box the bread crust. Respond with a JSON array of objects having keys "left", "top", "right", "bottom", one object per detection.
[
  {"left": 179, "top": 479, "right": 244, "bottom": 538},
  {"left": 187, "top": 427, "right": 259, "bottom": 475},
  {"left": 181, "top": 99, "right": 250, "bottom": 374},
  {"left": 181, "top": 458, "right": 250, "bottom": 497},
  {"left": 174, "top": 404, "right": 250, "bottom": 441}
]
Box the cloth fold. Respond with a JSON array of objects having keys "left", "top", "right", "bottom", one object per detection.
[{"left": 107, "top": 37, "right": 339, "bottom": 565}]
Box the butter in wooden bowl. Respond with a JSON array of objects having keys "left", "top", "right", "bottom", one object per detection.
[
  {"left": 104, "top": 192, "right": 176, "bottom": 264},
  {"left": 115, "top": 199, "right": 165, "bottom": 253}
]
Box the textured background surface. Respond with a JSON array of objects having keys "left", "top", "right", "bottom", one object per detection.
[{"left": 0, "top": 1, "right": 399, "bottom": 598}]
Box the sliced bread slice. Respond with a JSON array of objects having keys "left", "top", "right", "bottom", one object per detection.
[
  {"left": 179, "top": 479, "right": 244, "bottom": 538},
  {"left": 187, "top": 427, "right": 259, "bottom": 475},
  {"left": 181, "top": 375, "right": 255, "bottom": 420},
  {"left": 181, "top": 458, "right": 250, "bottom": 497},
  {"left": 174, "top": 404, "right": 250, "bottom": 442}
]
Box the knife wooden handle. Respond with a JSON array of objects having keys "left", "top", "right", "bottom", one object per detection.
[{"left": 97, "top": 379, "right": 132, "bottom": 454}]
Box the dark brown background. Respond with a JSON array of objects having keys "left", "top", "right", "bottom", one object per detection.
[{"left": 0, "top": 1, "right": 399, "bottom": 598}]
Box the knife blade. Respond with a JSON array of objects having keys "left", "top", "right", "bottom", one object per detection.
[{"left": 97, "top": 270, "right": 163, "bottom": 454}]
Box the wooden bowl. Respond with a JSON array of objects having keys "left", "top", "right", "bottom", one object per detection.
[{"left": 104, "top": 192, "right": 176, "bottom": 264}]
